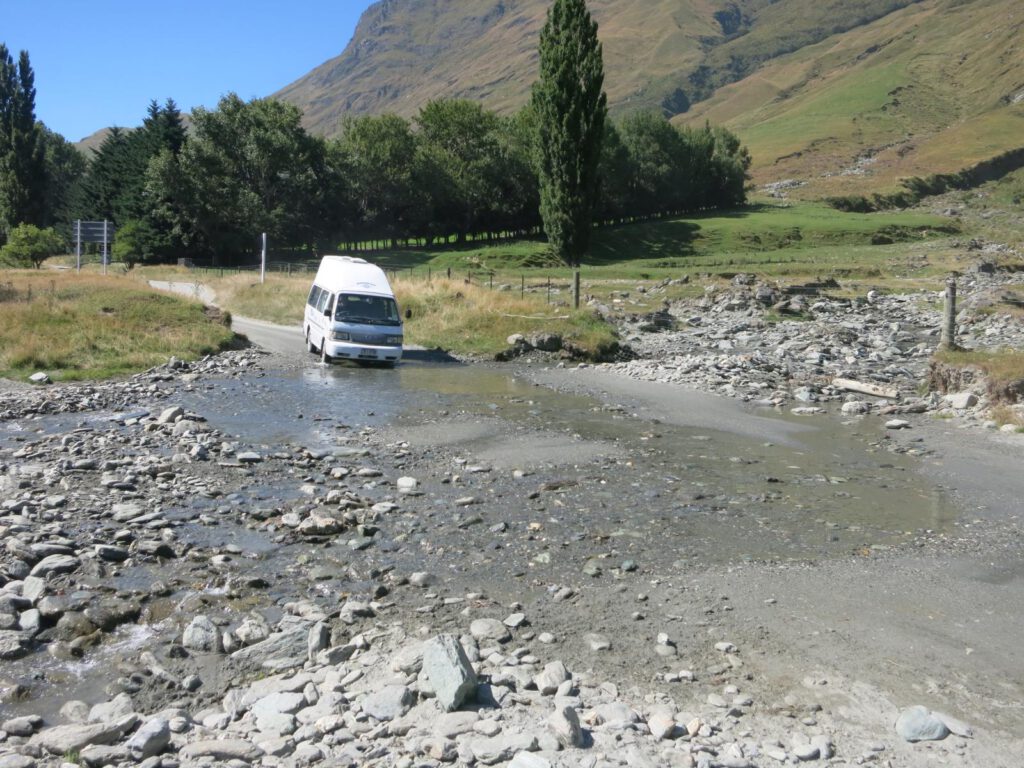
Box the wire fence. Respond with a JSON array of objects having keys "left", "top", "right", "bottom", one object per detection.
[{"left": 182, "top": 259, "right": 573, "bottom": 304}]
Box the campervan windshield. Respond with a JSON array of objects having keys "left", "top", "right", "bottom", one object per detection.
[{"left": 334, "top": 293, "right": 401, "bottom": 326}]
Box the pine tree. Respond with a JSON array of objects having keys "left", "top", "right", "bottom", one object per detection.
[
  {"left": 530, "top": 0, "right": 607, "bottom": 309},
  {"left": 0, "top": 45, "right": 47, "bottom": 240}
]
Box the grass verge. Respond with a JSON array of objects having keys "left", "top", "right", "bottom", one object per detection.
[
  {"left": 0, "top": 271, "right": 237, "bottom": 381},
  {"left": 933, "top": 349, "right": 1024, "bottom": 386}
]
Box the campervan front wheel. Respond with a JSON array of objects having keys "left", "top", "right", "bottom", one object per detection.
[{"left": 320, "top": 343, "right": 332, "bottom": 365}]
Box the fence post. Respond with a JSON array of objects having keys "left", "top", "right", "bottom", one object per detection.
[
  {"left": 447, "top": 267, "right": 451, "bottom": 279},
  {"left": 939, "top": 277, "right": 958, "bottom": 350},
  {"left": 547, "top": 277, "right": 551, "bottom": 304},
  {"left": 489, "top": 273, "right": 493, "bottom": 289},
  {"left": 521, "top": 275, "right": 525, "bottom": 298}
]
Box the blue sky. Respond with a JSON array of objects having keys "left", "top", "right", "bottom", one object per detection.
[{"left": 4, "top": 0, "right": 376, "bottom": 142}]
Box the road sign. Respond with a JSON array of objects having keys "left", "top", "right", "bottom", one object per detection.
[
  {"left": 74, "top": 220, "right": 115, "bottom": 273},
  {"left": 74, "top": 220, "right": 115, "bottom": 244}
]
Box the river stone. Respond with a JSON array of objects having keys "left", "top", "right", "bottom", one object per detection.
[
  {"left": 182, "top": 615, "right": 222, "bottom": 653},
  {"left": 29, "top": 554, "right": 79, "bottom": 578},
  {"left": 111, "top": 503, "right": 144, "bottom": 522},
  {"left": 252, "top": 692, "right": 306, "bottom": 718},
  {"left": 156, "top": 406, "right": 183, "bottom": 424},
  {"left": 297, "top": 513, "right": 344, "bottom": 536},
  {"left": 423, "top": 634, "right": 477, "bottom": 711},
  {"left": 362, "top": 685, "right": 412, "bottom": 721},
  {"left": 54, "top": 612, "right": 96, "bottom": 641},
  {"left": 549, "top": 704, "right": 583, "bottom": 748},
  {"left": 945, "top": 392, "right": 978, "bottom": 409},
  {"left": 2, "top": 715, "right": 41, "bottom": 737},
  {"left": 470, "top": 618, "right": 510, "bottom": 643},
  {"left": 89, "top": 692, "right": 134, "bottom": 723},
  {"left": 896, "top": 706, "right": 950, "bottom": 742},
  {"left": 31, "top": 717, "right": 136, "bottom": 755},
  {"left": 178, "top": 739, "right": 264, "bottom": 761},
  {"left": 94, "top": 545, "right": 130, "bottom": 562},
  {"left": 79, "top": 744, "right": 129, "bottom": 767},
  {"left": 85, "top": 598, "right": 141, "bottom": 632},
  {"left": 21, "top": 575, "right": 46, "bottom": 602},
  {"left": 126, "top": 717, "right": 171, "bottom": 760},
  {"left": 0, "top": 755, "right": 36, "bottom": 768},
  {"left": 472, "top": 734, "right": 539, "bottom": 765},
  {"left": 647, "top": 707, "right": 676, "bottom": 740},
  {"left": 0, "top": 630, "right": 26, "bottom": 659},
  {"left": 534, "top": 661, "right": 570, "bottom": 695},
  {"left": 509, "top": 753, "right": 552, "bottom": 768}
]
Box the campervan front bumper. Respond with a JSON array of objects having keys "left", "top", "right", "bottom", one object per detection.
[{"left": 324, "top": 340, "right": 403, "bottom": 362}]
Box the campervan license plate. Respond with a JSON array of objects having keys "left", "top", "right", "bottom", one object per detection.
[{"left": 358, "top": 350, "right": 378, "bottom": 359}]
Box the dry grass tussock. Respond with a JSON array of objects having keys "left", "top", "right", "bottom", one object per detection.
[
  {"left": 0, "top": 271, "right": 235, "bottom": 381},
  {"left": 393, "top": 277, "right": 617, "bottom": 357}
]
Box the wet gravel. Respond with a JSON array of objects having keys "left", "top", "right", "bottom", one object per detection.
[{"left": 1, "top": 265, "right": 1023, "bottom": 766}]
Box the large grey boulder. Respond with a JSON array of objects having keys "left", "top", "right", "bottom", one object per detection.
[
  {"left": 896, "top": 706, "right": 950, "bottom": 742},
  {"left": 423, "top": 634, "right": 477, "bottom": 711}
]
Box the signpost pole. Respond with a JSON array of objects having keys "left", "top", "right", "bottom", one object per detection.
[
  {"left": 261, "top": 232, "right": 267, "bottom": 284},
  {"left": 102, "top": 220, "right": 108, "bottom": 275}
]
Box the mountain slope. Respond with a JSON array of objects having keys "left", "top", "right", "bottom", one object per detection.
[
  {"left": 275, "top": 0, "right": 923, "bottom": 129},
  {"left": 275, "top": 0, "right": 1022, "bottom": 196},
  {"left": 681, "top": 0, "right": 1024, "bottom": 196}
]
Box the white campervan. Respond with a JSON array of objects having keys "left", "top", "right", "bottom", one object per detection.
[{"left": 304, "top": 256, "right": 403, "bottom": 366}]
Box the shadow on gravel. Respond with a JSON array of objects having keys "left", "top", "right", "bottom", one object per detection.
[{"left": 402, "top": 347, "right": 461, "bottom": 363}]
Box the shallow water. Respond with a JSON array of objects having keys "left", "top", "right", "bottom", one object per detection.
[{"left": 181, "top": 361, "right": 956, "bottom": 563}]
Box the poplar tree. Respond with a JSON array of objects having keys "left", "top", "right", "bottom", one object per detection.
[{"left": 531, "top": 0, "right": 607, "bottom": 309}]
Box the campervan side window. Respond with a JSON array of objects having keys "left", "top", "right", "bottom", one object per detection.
[
  {"left": 308, "top": 285, "right": 322, "bottom": 308},
  {"left": 316, "top": 289, "right": 332, "bottom": 314}
]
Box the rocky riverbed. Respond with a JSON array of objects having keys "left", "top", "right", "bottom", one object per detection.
[
  {"left": 1, "top": 271, "right": 1023, "bottom": 767},
  {"left": 578, "top": 261, "right": 1024, "bottom": 432}
]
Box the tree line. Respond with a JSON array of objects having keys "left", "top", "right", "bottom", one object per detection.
[{"left": 1, "top": 47, "right": 751, "bottom": 268}]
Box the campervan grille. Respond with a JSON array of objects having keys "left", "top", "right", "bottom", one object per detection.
[{"left": 351, "top": 333, "right": 390, "bottom": 345}]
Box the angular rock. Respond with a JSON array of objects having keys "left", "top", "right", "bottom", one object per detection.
[
  {"left": 423, "top": 634, "right": 477, "bottom": 711},
  {"left": 126, "top": 717, "right": 171, "bottom": 760},
  {"left": 361, "top": 685, "right": 412, "bottom": 721},
  {"left": 549, "top": 704, "right": 583, "bottom": 748}
]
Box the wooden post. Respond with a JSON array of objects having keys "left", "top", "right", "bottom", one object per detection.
[{"left": 939, "top": 277, "right": 957, "bottom": 350}]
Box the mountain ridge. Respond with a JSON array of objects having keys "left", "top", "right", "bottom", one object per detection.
[{"left": 273, "top": 0, "right": 1024, "bottom": 197}]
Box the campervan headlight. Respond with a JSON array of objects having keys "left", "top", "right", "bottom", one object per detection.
[
  {"left": 330, "top": 331, "right": 350, "bottom": 341},
  {"left": 386, "top": 335, "right": 403, "bottom": 345}
]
